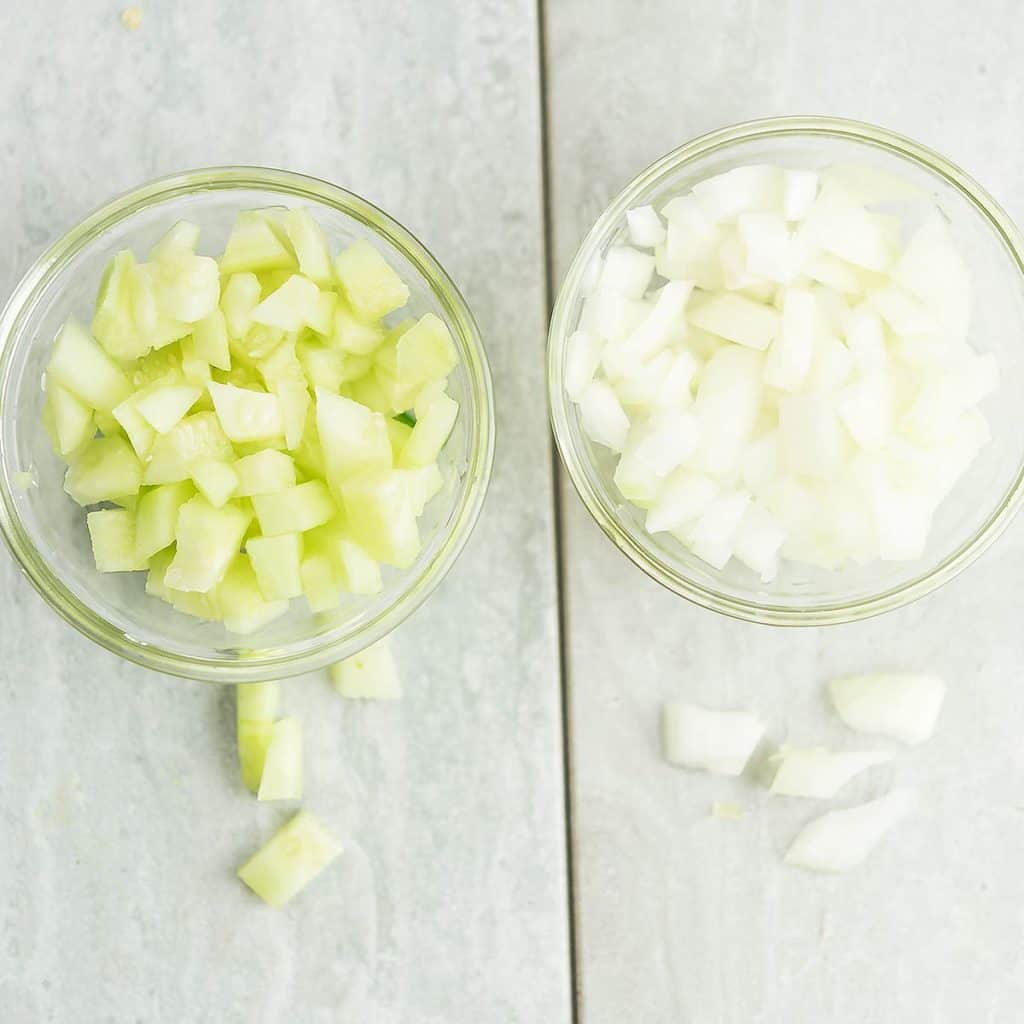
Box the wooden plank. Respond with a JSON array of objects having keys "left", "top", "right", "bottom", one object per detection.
[
  {"left": 0, "top": 2, "right": 572, "bottom": 1021},
  {"left": 545, "top": 2, "right": 1024, "bottom": 1020}
]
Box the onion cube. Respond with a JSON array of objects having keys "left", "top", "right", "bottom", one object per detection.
[
  {"left": 779, "top": 395, "right": 846, "bottom": 480},
  {"left": 738, "top": 212, "right": 794, "bottom": 283},
  {"left": 599, "top": 245, "right": 656, "bottom": 299},
  {"left": 732, "top": 501, "right": 786, "bottom": 581},
  {"left": 579, "top": 380, "right": 629, "bottom": 452},
  {"left": 770, "top": 746, "right": 893, "bottom": 799},
  {"left": 662, "top": 701, "right": 765, "bottom": 775},
  {"left": 565, "top": 330, "right": 604, "bottom": 401},
  {"left": 782, "top": 168, "right": 819, "bottom": 221},
  {"left": 829, "top": 672, "right": 945, "bottom": 744},
  {"left": 645, "top": 472, "right": 719, "bottom": 535},
  {"left": 688, "top": 292, "right": 779, "bottom": 351},
  {"left": 693, "top": 347, "right": 763, "bottom": 477},
  {"left": 621, "top": 281, "right": 693, "bottom": 363},
  {"left": 784, "top": 790, "right": 916, "bottom": 873},
  {"left": 764, "top": 287, "right": 817, "bottom": 391},
  {"left": 626, "top": 205, "right": 667, "bottom": 248},
  {"left": 691, "top": 165, "right": 783, "bottom": 222},
  {"left": 689, "top": 489, "right": 751, "bottom": 569}
]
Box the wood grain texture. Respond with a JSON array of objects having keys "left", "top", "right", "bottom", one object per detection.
[
  {"left": 544, "top": 2, "right": 1024, "bottom": 1022},
  {"left": 0, "top": 2, "right": 571, "bottom": 1021}
]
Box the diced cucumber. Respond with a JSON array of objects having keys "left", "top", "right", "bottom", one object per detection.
[
  {"left": 145, "top": 547, "right": 174, "bottom": 600},
  {"left": 64, "top": 435, "right": 142, "bottom": 506},
  {"left": 247, "top": 533, "right": 303, "bottom": 600},
  {"left": 234, "top": 449, "right": 296, "bottom": 496},
  {"left": 398, "top": 391, "right": 458, "bottom": 468},
  {"left": 284, "top": 208, "right": 333, "bottom": 286},
  {"left": 395, "top": 313, "right": 457, "bottom": 401},
  {"left": 91, "top": 250, "right": 149, "bottom": 360},
  {"left": 315, "top": 389, "right": 392, "bottom": 490},
  {"left": 191, "top": 458, "right": 239, "bottom": 508},
  {"left": 252, "top": 480, "right": 336, "bottom": 537},
  {"left": 258, "top": 340, "right": 309, "bottom": 449},
  {"left": 221, "top": 272, "right": 262, "bottom": 338},
  {"left": 257, "top": 717, "right": 303, "bottom": 801},
  {"left": 142, "top": 411, "right": 234, "bottom": 485},
  {"left": 47, "top": 317, "right": 131, "bottom": 411},
  {"left": 300, "top": 552, "right": 340, "bottom": 612},
  {"left": 331, "top": 295, "right": 387, "bottom": 355},
  {"left": 148, "top": 219, "right": 201, "bottom": 262},
  {"left": 130, "top": 346, "right": 182, "bottom": 389},
  {"left": 220, "top": 212, "right": 297, "bottom": 275},
  {"left": 152, "top": 252, "right": 220, "bottom": 323},
  {"left": 112, "top": 394, "right": 157, "bottom": 459},
  {"left": 340, "top": 470, "right": 420, "bottom": 568},
  {"left": 86, "top": 508, "right": 148, "bottom": 572},
  {"left": 346, "top": 371, "right": 395, "bottom": 415},
  {"left": 192, "top": 308, "right": 232, "bottom": 370},
  {"left": 45, "top": 380, "right": 95, "bottom": 455},
  {"left": 334, "top": 239, "right": 409, "bottom": 321},
  {"left": 135, "top": 480, "right": 195, "bottom": 559},
  {"left": 251, "top": 274, "right": 320, "bottom": 332},
  {"left": 306, "top": 290, "right": 337, "bottom": 336},
  {"left": 236, "top": 810, "right": 342, "bottom": 908},
  {"left": 207, "top": 381, "right": 283, "bottom": 443},
  {"left": 401, "top": 463, "right": 444, "bottom": 515},
  {"left": 297, "top": 340, "right": 347, "bottom": 391},
  {"left": 329, "top": 641, "right": 401, "bottom": 699},
  {"left": 386, "top": 417, "right": 413, "bottom": 461},
  {"left": 335, "top": 537, "right": 382, "bottom": 595},
  {"left": 135, "top": 383, "right": 202, "bottom": 434},
  {"left": 164, "top": 496, "right": 251, "bottom": 592},
  {"left": 237, "top": 680, "right": 279, "bottom": 792},
  {"left": 216, "top": 554, "right": 289, "bottom": 634}
]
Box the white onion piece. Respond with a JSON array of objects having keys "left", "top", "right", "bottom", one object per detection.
[
  {"left": 688, "top": 292, "right": 780, "bottom": 351},
  {"left": 662, "top": 701, "right": 765, "bottom": 776},
  {"left": 600, "top": 246, "right": 656, "bottom": 299},
  {"left": 689, "top": 490, "right": 751, "bottom": 569},
  {"left": 732, "top": 502, "right": 786, "bottom": 581},
  {"left": 779, "top": 395, "right": 847, "bottom": 481},
  {"left": 769, "top": 747, "right": 893, "bottom": 798},
  {"left": 738, "top": 212, "right": 795, "bottom": 284},
  {"left": 829, "top": 673, "right": 946, "bottom": 744},
  {"left": 784, "top": 789, "right": 916, "bottom": 873},
  {"left": 782, "top": 169, "right": 819, "bottom": 222},
  {"left": 764, "top": 286, "right": 817, "bottom": 391},
  {"left": 804, "top": 194, "right": 900, "bottom": 272},
  {"left": 564, "top": 330, "right": 603, "bottom": 401},
  {"left": 645, "top": 471, "right": 719, "bottom": 534},
  {"left": 692, "top": 347, "right": 763, "bottom": 477},
  {"left": 626, "top": 205, "right": 667, "bottom": 248},
  {"left": 622, "top": 281, "right": 693, "bottom": 363},
  {"left": 691, "top": 165, "right": 783, "bottom": 222},
  {"left": 580, "top": 380, "right": 629, "bottom": 452}
]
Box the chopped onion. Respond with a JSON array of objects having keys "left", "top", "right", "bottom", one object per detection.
[
  {"left": 828, "top": 673, "right": 945, "bottom": 744},
  {"left": 662, "top": 701, "right": 765, "bottom": 776},
  {"left": 784, "top": 789, "right": 916, "bottom": 873},
  {"left": 566, "top": 161, "right": 996, "bottom": 578},
  {"left": 769, "top": 746, "right": 893, "bottom": 798}
]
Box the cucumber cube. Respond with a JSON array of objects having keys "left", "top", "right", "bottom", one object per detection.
[
  {"left": 216, "top": 555, "right": 289, "bottom": 634},
  {"left": 306, "top": 290, "right": 337, "bottom": 336},
  {"left": 335, "top": 538, "right": 382, "bottom": 595},
  {"left": 91, "top": 251, "right": 149, "bottom": 360},
  {"left": 386, "top": 417, "right": 413, "bottom": 461},
  {"left": 148, "top": 219, "right": 201, "bottom": 263},
  {"left": 284, "top": 208, "right": 333, "bottom": 286},
  {"left": 152, "top": 253, "right": 220, "bottom": 323},
  {"left": 402, "top": 463, "right": 444, "bottom": 515},
  {"left": 64, "top": 435, "right": 142, "bottom": 506},
  {"left": 145, "top": 547, "right": 174, "bottom": 600},
  {"left": 257, "top": 717, "right": 303, "bottom": 801},
  {"left": 46, "top": 380, "right": 95, "bottom": 455},
  {"left": 135, "top": 480, "right": 195, "bottom": 559},
  {"left": 331, "top": 295, "right": 387, "bottom": 355},
  {"left": 86, "top": 508, "right": 148, "bottom": 572},
  {"left": 237, "top": 810, "right": 342, "bottom": 908},
  {"left": 329, "top": 641, "right": 401, "bottom": 699},
  {"left": 220, "top": 212, "right": 297, "bottom": 275},
  {"left": 258, "top": 341, "right": 309, "bottom": 449},
  {"left": 315, "top": 389, "right": 392, "bottom": 489},
  {"left": 191, "top": 457, "right": 239, "bottom": 508},
  {"left": 252, "top": 480, "right": 336, "bottom": 537},
  {"left": 300, "top": 552, "right": 340, "bottom": 612},
  {"left": 340, "top": 470, "right": 420, "bottom": 568},
  {"left": 251, "top": 274, "right": 320, "bottom": 332},
  {"left": 165, "top": 496, "right": 251, "bottom": 592},
  {"left": 192, "top": 308, "right": 231, "bottom": 370},
  {"left": 296, "top": 340, "right": 347, "bottom": 391},
  {"left": 234, "top": 450, "right": 296, "bottom": 496},
  {"left": 379, "top": 314, "right": 457, "bottom": 409},
  {"left": 237, "top": 680, "right": 279, "bottom": 792},
  {"left": 247, "top": 533, "right": 303, "bottom": 600},
  {"left": 208, "top": 381, "right": 283, "bottom": 443},
  {"left": 334, "top": 239, "right": 409, "bottom": 321},
  {"left": 221, "top": 272, "right": 262, "bottom": 339},
  {"left": 47, "top": 317, "right": 131, "bottom": 411},
  {"left": 135, "top": 383, "right": 202, "bottom": 434},
  {"left": 398, "top": 391, "right": 458, "bottom": 468},
  {"left": 142, "top": 411, "right": 234, "bottom": 485}
]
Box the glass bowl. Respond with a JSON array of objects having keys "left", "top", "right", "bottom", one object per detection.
[
  {"left": 0, "top": 167, "right": 495, "bottom": 680},
  {"left": 548, "top": 116, "right": 1024, "bottom": 625}
]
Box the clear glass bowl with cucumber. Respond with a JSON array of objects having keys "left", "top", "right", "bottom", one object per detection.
[{"left": 0, "top": 167, "right": 495, "bottom": 681}]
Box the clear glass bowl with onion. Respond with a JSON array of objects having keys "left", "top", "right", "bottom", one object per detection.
[
  {"left": 0, "top": 167, "right": 495, "bottom": 680},
  {"left": 548, "top": 116, "right": 1024, "bottom": 625}
]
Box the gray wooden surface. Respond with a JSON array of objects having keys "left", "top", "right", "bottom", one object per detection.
[
  {"left": 546, "top": 2, "right": 1024, "bottom": 1023},
  {"left": 3, "top": 1, "right": 1024, "bottom": 1022},
  {"left": 0, "top": 2, "right": 570, "bottom": 1022}
]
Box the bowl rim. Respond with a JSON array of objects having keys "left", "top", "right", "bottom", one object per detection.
[
  {"left": 547, "top": 114, "right": 1024, "bottom": 626},
  {"left": 0, "top": 165, "right": 495, "bottom": 680}
]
